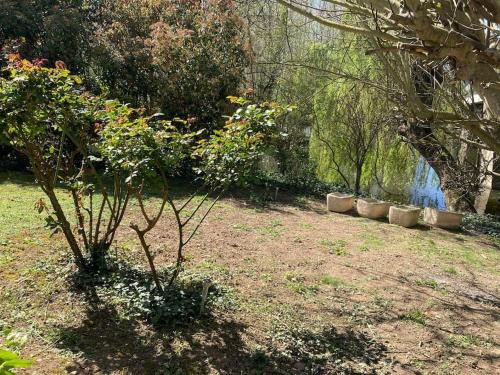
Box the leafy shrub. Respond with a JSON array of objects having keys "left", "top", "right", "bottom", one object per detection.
[
  {"left": 0, "top": 57, "right": 130, "bottom": 271},
  {"left": 256, "top": 170, "right": 355, "bottom": 199},
  {"left": 88, "top": 0, "right": 248, "bottom": 130},
  {"left": 462, "top": 213, "right": 500, "bottom": 238}
]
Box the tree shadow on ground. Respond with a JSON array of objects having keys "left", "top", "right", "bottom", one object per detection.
[
  {"left": 54, "top": 265, "right": 388, "bottom": 374},
  {"left": 319, "top": 262, "right": 499, "bottom": 371}
]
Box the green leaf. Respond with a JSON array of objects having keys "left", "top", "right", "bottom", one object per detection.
[
  {"left": 3, "top": 359, "right": 33, "bottom": 369},
  {"left": 0, "top": 350, "right": 17, "bottom": 362}
]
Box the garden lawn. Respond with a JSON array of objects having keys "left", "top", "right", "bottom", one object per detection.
[{"left": 0, "top": 172, "right": 499, "bottom": 374}]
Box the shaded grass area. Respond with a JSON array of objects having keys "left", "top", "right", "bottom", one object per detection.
[{"left": 1, "top": 172, "right": 499, "bottom": 374}]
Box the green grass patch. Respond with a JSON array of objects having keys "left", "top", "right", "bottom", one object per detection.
[
  {"left": 320, "top": 239, "right": 348, "bottom": 256},
  {"left": 258, "top": 220, "right": 285, "bottom": 238},
  {"left": 444, "top": 267, "right": 458, "bottom": 275},
  {"left": 284, "top": 272, "right": 318, "bottom": 296},
  {"left": 446, "top": 334, "right": 482, "bottom": 349},
  {"left": 233, "top": 223, "right": 253, "bottom": 232},
  {"left": 402, "top": 309, "right": 427, "bottom": 325},
  {"left": 359, "top": 233, "right": 384, "bottom": 249},
  {"left": 0, "top": 253, "right": 15, "bottom": 266},
  {"left": 415, "top": 279, "right": 439, "bottom": 289},
  {"left": 319, "top": 275, "right": 346, "bottom": 287},
  {"left": 407, "top": 235, "right": 500, "bottom": 273}
]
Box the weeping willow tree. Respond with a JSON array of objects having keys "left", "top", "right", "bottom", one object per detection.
[{"left": 305, "top": 37, "right": 417, "bottom": 198}]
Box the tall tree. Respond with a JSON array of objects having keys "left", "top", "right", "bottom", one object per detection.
[{"left": 276, "top": 0, "right": 500, "bottom": 155}]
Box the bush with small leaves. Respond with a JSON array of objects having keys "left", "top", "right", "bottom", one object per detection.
[{"left": 0, "top": 56, "right": 130, "bottom": 271}]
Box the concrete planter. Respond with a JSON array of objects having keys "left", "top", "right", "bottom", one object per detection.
[
  {"left": 356, "top": 198, "right": 391, "bottom": 219},
  {"left": 423, "top": 207, "right": 463, "bottom": 230},
  {"left": 327, "top": 192, "right": 355, "bottom": 213},
  {"left": 389, "top": 205, "right": 421, "bottom": 228}
]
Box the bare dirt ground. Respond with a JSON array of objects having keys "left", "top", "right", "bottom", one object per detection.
[{"left": 0, "top": 177, "right": 499, "bottom": 374}]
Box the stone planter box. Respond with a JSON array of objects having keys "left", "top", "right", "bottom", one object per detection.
[
  {"left": 327, "top": 192, "right": 355, "bottom": 213},
  {"left": 356, "top": 198, "right": 391, "bottom": 219},
  {"left": 389, "top": 205, "right": 421, "bottom": 228},
  {"left": 423, "top": 207, "right": 463, "bottom": 230}
]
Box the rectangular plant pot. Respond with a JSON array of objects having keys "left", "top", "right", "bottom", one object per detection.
[
  {"left": 356, "top": 198, "right": 391, "bottom": 219},
  {"left": 327, "top": 192, "right": 355, "bottom": 213},
  {"left": 423, "top": 207, "right": 463, "bottom": 230},
  {"left": 389, "top": 205, "right": 421, "bottom": 228}
]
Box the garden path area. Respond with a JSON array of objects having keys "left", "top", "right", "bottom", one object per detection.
[{"left": 0, "top": 173, "right": 499, "bottom": 374}]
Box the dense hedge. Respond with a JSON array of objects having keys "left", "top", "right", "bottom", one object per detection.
[{"left": 255, "top": 171, "right": 355, "bottom": 198}]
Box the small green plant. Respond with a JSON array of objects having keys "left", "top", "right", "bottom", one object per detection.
[
  {"left": 446, "top": 334, "right": 481, "bottom": 349},
  {"left": 415, "top": 279, "right": 439, "bottom": 289},
  {"left": 320, "top": 275, "right": 345, "bottom": 287},
  {"left": 0, "top": 349, "right": 32, "bottom": 374},
  {"left": 320, "top": 239, "right": 348, "bottom": 256},
  {"left": 402, "top": 309, "right": 427, "bottom": 325},
  {"left": 284, "top": 272, "right": 318, "bottom": 296},
  {"left": 258, "top": 220, "right": 285, "bottom": 238},
  {"left": 284, "top": 272, "right": 305, "bottom": 283},
  {"left": 360, "top": 233, "right": 384, "bottom": 249},
  {"left": 232, "top": 223, "right": 253, "bottom": 232},
  {"left": 0, "top": 254, "right": 14, "bottom": 267},
  {"left": 372, "top": 295, "right": 393, "bottom": 309},
  {"left": 444, "top": 267, "right": 458, "bottom": 275}
]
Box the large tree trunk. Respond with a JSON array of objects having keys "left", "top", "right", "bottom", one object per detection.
[{"left": 398, "top": 120, "right": 478, "bottom": 212}]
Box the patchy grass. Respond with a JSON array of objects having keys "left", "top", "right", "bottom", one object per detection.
[
  {"left": 415, "top": 279, "right": 440, "bottom": 289},
  {"left": 443, "top": 266, "right": 458, "bottom": 275},
  {"left": 320, "top": 275, "right": 346, "bottom": 287},
  {"left": 319, "top": 239, "right": 348, "bottom": 256},
  {"left": 407, "top": 234, "right": 500, "bottom": 273},
  {"left": 257, "top": 219, "right": 285, "bottom": 238},
  {"left": 402, "top": 309, "right": 427, "bottom": 325},
  {"left": 1, "top": 172, "right": 499, "bottom": 374},
  {"left": 359, "top": 232, "right": 385, "bottom": 250},
  {"left": 232, "top": 223, "right": 253, "bottom": 232},
  {"left": 445, "top": 334, "right": 483, "bottom": 349},
  {"left": 284, "top": 272, "right": 319, "bottom": 296}
]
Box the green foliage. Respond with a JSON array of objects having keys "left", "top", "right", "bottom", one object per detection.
[
  {"left": 462, "top": 214, "right": 500, "bottom": 238},
  {"left": 0, "top": 56, "right": 288, "bottom": 280},
  {"left": 0, "top": 57, "right": 130, "bottom": 270},
  {"left": 96, "top": 102, "right": 197, "bottom": 182},
  {"left": 1, "top": 1, "right": 248, "bottom": 132},
  {"left": 0, "top": 328, "right": 28, "bottom": 350},
  {"left": 0, "top": 0, "right": 86, "bottom": 69},
  {"left": 256, "top": 170, "right": 354, "bottom": 198},
  {"left": 0, "top": 56, "right": 93, "bottom": 156},
  {"left": 320, "top": 275, "right": 346, "bottom": 287},
  {"left": 307, "top": 38, "right": 417, "bottom": 197},
  {"left": 402, "top": 309, "right": 427, "bottom": 325},
  {"left": 0, "top": 349, "right": 32, "bottom": 374},
  {"left": 284, "top": 272, "right": 318, "bottom": 296},
  {"left": 87, "top": 0, "right": 248, "bottom": 129},
  {"left": 415, "top": 279, "right": 440, "bottom": 290},
  {"left": 320, "top": 239, "right": 348, "bottom": 256},
  {"left": 445, "top": 334, "right": 482, "bottom": 349},
  {"left": 194, "top": 98, "right": 291, "bottom": 187},
  {"left": 73, "top": 262, "right": 234, "bottom": 325}
]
